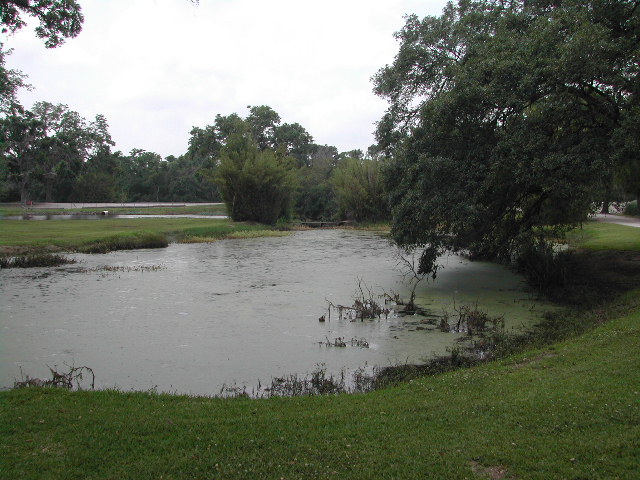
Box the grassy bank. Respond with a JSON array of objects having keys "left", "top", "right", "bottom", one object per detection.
[
  {"left": 0, "top": 217, "right": 286, "bottom": 255},
  {"left": 568, "top": 221, "right": 640, "bottom": 252},
  {"left": 0, "top": 204, "right": 228, "bottom": 216},
  {"left": 1, "top": 221, "right": 638, "bottom": 478}
]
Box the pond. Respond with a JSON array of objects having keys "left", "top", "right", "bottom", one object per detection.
[{"left": 0, "top": 230, "right": 555, "bottom": 396}]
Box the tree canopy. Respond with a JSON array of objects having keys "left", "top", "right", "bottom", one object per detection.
[
  {"left": 0, "top": 0, "right": 83, "bottom": 48},
  {"left": 211, "top": 133, "right": 298, "bottom": 224},
  {"left": 374, "top": 0, "right": 640, "bottom": 275}
]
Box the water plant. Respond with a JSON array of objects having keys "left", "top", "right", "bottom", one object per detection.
[
  {"left": 0, "top": 253, "right": 75, "bottom": 268},
  {"left": 94, "top": 264, "right": 166, "bottom": 273},
  {"left": 449, "top": 303, "right": 505, "bottom": 335},
  {"left": 318, "top": 337, "right": 370, "bottom": 348},
  {"left": 396, "top": 247, "right": 430, "bottom": 313},
  {"left": 325, "top": 278, "right": 391, "bottom": 321},
  {"left": 13, "top": 364, "right": 95, "bottom": 391}
]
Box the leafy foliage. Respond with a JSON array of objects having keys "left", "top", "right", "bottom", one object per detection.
[
  {"left": 0, "top": 47, "right": 29, "bottom": 115},
  {"left": 332, "top": 157, "right": 389, "bottom": 222},
  {"left": 0, "top": 102, "right": 115, "bottom": 202},
  {"left": 295, "top": 144, "right": 338, "bottom": 220},
  {"left": 0, "top": 0, "right": 83, "bottom": 48},
  {"left": 375, "top": 0, "right": 640, "bottom": 274},
  {"left": 211, "top": 134, "right": 298, "bottom": 224}
]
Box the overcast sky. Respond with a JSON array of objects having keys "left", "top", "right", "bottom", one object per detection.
[{"left": 2, "top": 0, "right": 448, "bottom": 158}]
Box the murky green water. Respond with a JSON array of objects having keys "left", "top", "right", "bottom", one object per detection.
[{"left": 0, "top": 230, "right": 555, "bottom": 396}]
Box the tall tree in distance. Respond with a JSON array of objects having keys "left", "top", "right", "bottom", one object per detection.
[
  {"left": 246, "top": 105, "right": 281, "bottom": 151},
  {"left": 211, "top": 132, "right": 298, "bottom": 224},
  {"left": 274, "top": 122, "right": 313, "bottom": 166},
  {"left": 0, "top": 102, "right": 115, "bottom": 202},
  {"left": 0, "top": 109, "right": 43, "bottom": 202},
  {"left": 295, "top": 144, "right": 339, "bottom": 220},
  {"left": 332, "top": 156, "right": 389, "bottom": 222}
]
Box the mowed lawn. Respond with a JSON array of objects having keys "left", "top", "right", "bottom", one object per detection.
[
  {"left": 0, "top": 217, "right": 271, "bottom": 250},
  {"left": 0, "top": 204, "right": 228, "bottom": 217},
  {"left": 569, "top": 221, "right": 640, "bottom": 252}
]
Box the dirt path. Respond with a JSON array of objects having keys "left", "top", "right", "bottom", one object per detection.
[{"left": 594, "top": 213, "right": 640, "bottom": 228}]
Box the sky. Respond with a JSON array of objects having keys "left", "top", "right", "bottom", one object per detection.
[{"left": 2, "top": 0, "right": 449, "bottom": 158}]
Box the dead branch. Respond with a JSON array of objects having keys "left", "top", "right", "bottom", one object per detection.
[{"left": 14, "top": 364, "right": 95, "bottom": 390}]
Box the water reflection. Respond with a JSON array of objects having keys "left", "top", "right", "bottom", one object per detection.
[{"left": 0, "top": 230, "right": 554, "bottom": 395}]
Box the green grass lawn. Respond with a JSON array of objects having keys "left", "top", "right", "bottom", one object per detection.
[
  {"left": 0, "top": 203, "right": 228, "bottom": 216},
  {"left": 0, "top": 217, "right": 284, "bottom": 254},
  {"left": 568, "top": 221, "right": 640, "bottom": 252}
]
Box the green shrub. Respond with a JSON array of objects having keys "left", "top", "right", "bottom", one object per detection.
[
  {"left": 624, "top": 200, "right": 638, "bottom": 216},
  {"left": 515, "top": 240, "right": 573, "bottom": 292},
  {"left": 211, "top": 135, "right": 298, "bottom": 225},
  {"left": 332, "top": 157, "right": 389, "bottom": 222}
]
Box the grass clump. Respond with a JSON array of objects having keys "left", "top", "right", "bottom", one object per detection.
[
  {"left": 515, "top": 240, "right": 573, "bottom": 293},
  {"left": 77, "top": 232, "right": 169, "bottom": 254},
  {"left": 178, "top": 224, "right": 290, "bottom": 243},
  {"left": 0, "top": 253, "right": 75, "bottom": 268},
  {"left": 225, "top": 229, "right": 290, "bottom": 239}
]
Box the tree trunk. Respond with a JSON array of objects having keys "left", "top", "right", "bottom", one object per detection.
[
  {"left": 20, "top": 181, "right": 29, "bottom": 205},
  {"left": 45, "top": 177, "right": 54, "bottom": 202}
]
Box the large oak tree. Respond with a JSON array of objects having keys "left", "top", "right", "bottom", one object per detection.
[{"left": 374, "top": 0, "right": 640, "bottom": 275}]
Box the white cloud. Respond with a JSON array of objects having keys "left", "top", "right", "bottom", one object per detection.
[{"left": 3, "top": 0, "right": 449, "bottom": 157}]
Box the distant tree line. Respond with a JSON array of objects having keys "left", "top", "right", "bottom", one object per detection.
[
  {"left": 0, "top": 1, "right": 389, "bottom": 223},
  {"left": 3, "top": 0, "right": 639, "bottom": 240},
  {"left": 0, "top": 95, "right": 390, "bottom": 222}
]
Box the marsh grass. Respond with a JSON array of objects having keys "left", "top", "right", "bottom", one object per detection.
[
  {"left": 225, "top": 229, "right": 290, "bottom": 239},
  {"left": 220, "top": 365, "right": 352, "bottom": 398},
  {"left": 77, "top": 232, "right": 169, "bottom": 253},
  {"left": 84, "top": 264, "right": 166, "bottom": 273},
  {"left": 180, "top": 228, "right": 290, "bottom": 242},
  {"left": 13, "top": 364, "right": 95, "bottom": 391},
  {"left": 0, "top": 253, "right": 75, "bottom": 268}
]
